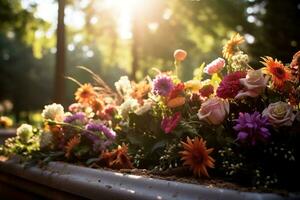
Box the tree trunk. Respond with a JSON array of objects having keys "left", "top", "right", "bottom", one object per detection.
[{"left": 54, "top": 0, "right": 66, "bottom": 104}]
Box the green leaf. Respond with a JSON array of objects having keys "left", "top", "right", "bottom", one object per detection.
[
  {"left": 210, "top": 73, "right": 222, "bottom": 88},
  {"left": 127, "top": 133, "right": 146, "bottom": 145},
  {"left": 193, "top": 62, "right": 205, "bottom": 81},
  {"left": 150, "top": 140, "right": 167, "bottom": 153}
]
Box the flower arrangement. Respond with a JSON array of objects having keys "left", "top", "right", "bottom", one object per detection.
[{"left": 1, "top": 33, "right": 300, "bottom": 192}]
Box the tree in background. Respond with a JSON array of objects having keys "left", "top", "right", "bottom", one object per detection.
[
  {"left": 246, "top": 0, "right": 300, "bottom": 64},
  {"left": 54, "top": 0, "right": 66, "bottom": 104},
  {"left": 0, "top": 0, "right": 53, "bottom": 122}
]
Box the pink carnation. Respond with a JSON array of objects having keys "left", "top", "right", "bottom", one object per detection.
[
  {"left": 161, "top": 112, "right": 181, "bottom": 134},
  {"left": 204, "top": 58, "right": 226, "bottom": 75}
]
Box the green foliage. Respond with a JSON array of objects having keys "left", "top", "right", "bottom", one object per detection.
[
  {"left": 1, "top": 128, "right": 40, "bottom": 158},
  {"left": 193, "top": 63, "right": 205, "bottom": 81}
]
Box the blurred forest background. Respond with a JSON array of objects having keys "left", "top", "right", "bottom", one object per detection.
[{"left": 0, "top": 0, "right": 299, "bottom": 124}]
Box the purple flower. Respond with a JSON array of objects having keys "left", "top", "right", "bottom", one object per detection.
[
  {"left": 82, "top": 132, "right": 113, "bottom": 152},
  {"left": 82, "top": 131, "right": 100, "bottom": 143},
  {"left": 86, "top": 123, "right": 116, "bottom": 140},
  {"left": 152, "top": 75, "right": 174, "bottom": 96},
  {"left": 64, "top": 112, "right": 86, "bottom": 124},
  {"left": 233, "top": 112, "right": 271, "bottom": 145}
]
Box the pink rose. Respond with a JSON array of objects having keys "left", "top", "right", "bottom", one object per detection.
[
  {"left": 197, "top": 97, "right": 229, "bottom": 125},
  {"left": 235, "top": 69, "right": 268, "bottom": 99},
  {"left": 204, "top": 58, "right": 225, "bottom": 75},
  {"left": 262, "top": 101, "right": 295, "bottom": 127}
]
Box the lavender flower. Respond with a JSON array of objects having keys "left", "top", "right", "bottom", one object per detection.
[
  {"left": 86, "top": 123, "right": 116, "bottom": 140},
  {"left": 152, "top": 75, "right": 174, "bottom": 96},
  {"left": 64, "top": 112, "right": 86, "bottom": 124},
  {"left": 233, "top": 112, "right": 271, "bottom": 145},
  {"left": 82, "top": 132, "right": 113, "bottom": 152}
]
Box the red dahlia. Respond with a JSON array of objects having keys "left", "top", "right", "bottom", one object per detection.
[{"left": 217, "top": 71, "right": 246, "bottom": 99}]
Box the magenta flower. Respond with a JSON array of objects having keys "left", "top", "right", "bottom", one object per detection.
[
  {"left": 199, "top": 84, "right": 214, "bottom": 98},
  {"left": 217, "top": 71, "right": 246, "bottom": 99},
  {"left": 233, "top": 112, "right": 271, "bottom": 145},
  {"left": 152, "top": 75, "right": 174, "bottom": 96},
  {"left": 161, "top": 112, "right": 181, "bottom": 134}
]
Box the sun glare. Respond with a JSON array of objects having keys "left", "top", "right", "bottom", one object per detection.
[
  {"left": 103, "top": 0, "right": 142, "bottom": 40},
  {"left": 22, "top": 0, "right": 144, "bottom": 40}
]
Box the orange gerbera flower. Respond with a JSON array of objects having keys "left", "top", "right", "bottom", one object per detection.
[
  {"left": 91, "top": 99, "right": 104, "bottom": 115},
  {"left": 100, "top": 144, "right": 133, "bottom": 169},
  {"left": 131, "top": 81, "right": 151, "bottom": 104},
  {"left": 65, "top": 135, "right": 81, "bottom": 158},
  {"left": 261, "top": 56, "right": 292, "bottom": 89},
  {"left": 290, "top": 51, "right": 300, "bottom": 82},
  {"left": 222, "top": 33, "right": 245, "bottom": 59},
  {"left": 179, "top": 137, "right": 215, "bottom": 177},
  {"left": 75, "top": 83, "right": 97, "bottom": 105}
]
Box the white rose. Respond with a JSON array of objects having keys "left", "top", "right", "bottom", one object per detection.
[{"left": 262, "top": 101, "right": 295, "bottom": 127}]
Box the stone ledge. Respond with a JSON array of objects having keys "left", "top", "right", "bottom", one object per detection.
[{"left": 0, "top": 159, "right": 299, "bottom": 200}]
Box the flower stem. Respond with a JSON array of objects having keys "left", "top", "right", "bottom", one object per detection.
[{"left": 174, "top": 60, "right": 180, "bottom": 78}]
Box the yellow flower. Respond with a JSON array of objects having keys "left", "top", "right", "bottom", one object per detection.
[
  {"left": 185, "top": 80, "right": 202, "bottom": 93},
  {"left": 222, "top": 33, "right": 245, "bottom": 59},
  {"left": 75, "top": 83, "right": 97, "bottom": 105},
  {"left": 0, "top": 116, "right": 13, "bottom": 128}
]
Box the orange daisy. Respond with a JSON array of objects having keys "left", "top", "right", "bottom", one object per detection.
[
  {"left": 100, "top": 144, "right": 133, "bottom": 169},
  {"left": 75, "top": 83, "right": 97, "bottom": 105},
  {"left": 91, "top": 99, "right": 104, "bottom": 115},
  {"left": 179, "top": 137, "right": 215, "bottom": 177},
  {"left": 131, "top": 81, "right": 151, "bottom": 104},
  {"left": 65, "top": 135, "right": 81, "bottom": 158},
  {"left": 261, "top": 56, "right": 292, "bottom": 89},
  {"left": 290, "top": 51, "right": 300, "bottom": 82},
  {"left": 222, "top": 33, "right": 245, "bottom": 59}
]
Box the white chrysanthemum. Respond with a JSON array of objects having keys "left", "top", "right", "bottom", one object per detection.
[
  {"left": 16, "top": 124, "right": 33, "bottom": 143},
  {"left": 231, "top": 51, "right": 249, "bottom": 71},
  {"left": 134, "top": 100, "right": 153, "bottom": 115},
  {"left": 114, "top": 76, "right": 133, "bottom": 98},
  {"left": 39, "top": 131, "right": 53, "bottom": 149},
  {"left": 41, "top": 103, "right": 64, "bottom": 122},
  {"left": 118, "top": 98, "right": 139, "bottom": 118}
]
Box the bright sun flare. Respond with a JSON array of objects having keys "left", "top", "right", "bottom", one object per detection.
[
  {"left": 103, "top": 0, "right": 142, "bottom": 39},
  {"left": 22, "top": 0, "right": 143, "bottom": 40}
]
